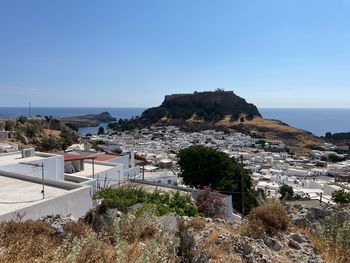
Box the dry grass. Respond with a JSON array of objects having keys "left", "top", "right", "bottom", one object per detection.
[
  {"left": 180, "top": 217, "right": 244, "bottom": 263},
  {"left": 63, "top": 221, "right": 90, "bottom": 238},
  {"left": 297, "top": 223, "right": 350, "bottom": 263},
  {"left": 242, "top": 202, "right": 289, "bottom": 238},
  {"left": 43, "top": 129, "right": 61, "bottom": 138},
  {"left": 0, "top": 220, "right": 116, "bottom": 263},
  {"left": 0, "top": 220, "right": 60, "bottom": 262},
  {"left": 215, "top": 114, "right": 323, "bottom": 152},
  {"left": 178, "top": 217, "right": 206, "bottom": 233}
]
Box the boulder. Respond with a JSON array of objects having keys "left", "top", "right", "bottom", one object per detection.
[
  {"left": 288, "top": 239, "right": 301, "bottom": 250},
  {"left": 264, "top": 237, "right": 283, "bottom": 251},
  {"left": 193, "top": 251, "right": 209, "bottom": 263}
]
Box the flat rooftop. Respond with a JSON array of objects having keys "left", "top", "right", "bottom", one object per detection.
[
  {"left": 0, "top": 175, "right": 69, "bottom": 216},
  {"left": 0, "top": 153, "right": 47, "bottom": 166},
  {"left": 72, "top": 162, "right": 117, "bottom": 178}
]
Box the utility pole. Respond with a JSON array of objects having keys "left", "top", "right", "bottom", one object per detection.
[
  {"left": 142, "top": 163, "right": 145, "bottom": 180},
  {"left": 29, "top": 102, "right": 32, "bottom": 118},
  {"left": 240, "top": 155, "right": 245, "bottom": 217},
  {"left": 41, "top": 163, "right": 45, "bottom": 199}
]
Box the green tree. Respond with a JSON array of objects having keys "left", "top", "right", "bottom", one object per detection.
[
  {"left": 279, "top": 184, "right": 294, "bottom": 201},
  {"left": 177, "top": 145, "right": 256, "bottom": 214},
  {"left": 332, "top": 190, "right": 350, "bottom": 204}
]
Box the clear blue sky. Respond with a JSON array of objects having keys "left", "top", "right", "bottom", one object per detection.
[{"left": 1, "top": 0, "right": 350, "bottom": 108}]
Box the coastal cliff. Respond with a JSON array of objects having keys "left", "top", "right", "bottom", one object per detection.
[
  {"left": 141, "top": 90, "right": 261, "bottom": 124},
  {"left": 60, "top": 111, "right": 116, "bottom": 127}
]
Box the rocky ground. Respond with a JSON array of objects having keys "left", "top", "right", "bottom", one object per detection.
[
  {"left": 0, "top": 202, "right": 349, "bottom": 262},
  {"left": 179, "top": 217, "right": 325, "bottom": 263}
]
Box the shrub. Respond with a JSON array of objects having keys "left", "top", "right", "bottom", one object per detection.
[
  {"left": 54, "top": 232, "right": 115, "bottom": 262},
  {"left": 93, "top": 185, "right": 148, "bottom": 213},
  {"left": 332, "top": 190, "right": 350, "bottom": 204},
  {"left": 279, "top": 184, "right": 294, "bottom": 200},
  {"left": 25, "top": 122, "right": 42, "bottom": 138},
  {"left": 41, "top": 136, "right": 59, "bottom": 151},
  {"left": 63, "top": 221, "right": 90, "bottom": 239},
  {"left": 60, "top": 127, "right": 79, "bottom": 150},
  {"left": 195, "top": 187, "right": 226, "bottom": 219},
  {"left": 315, "top": 212, "right": 350, "bottom": 262},
  {"left": 93, "top": 185, "right": 199, "bottom": 217},
  {"left": 17, "top": 116, "right": 27, "bottom": 124},
  {"left": 113, "top": 206, "right": 179, "bottom": 262},
  {"left": 243, "top": 202, "right": 289, "bottom": 238}
]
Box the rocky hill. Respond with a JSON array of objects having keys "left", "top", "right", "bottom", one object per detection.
[
  {"left": 141, "top": 90, "right": 261, "bottom": 124},
  {"left": 112, "top": 90, "right": 323, "bottom": 150}
]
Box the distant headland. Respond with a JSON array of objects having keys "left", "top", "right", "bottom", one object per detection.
[{"left": 60, "top": 111, "right": 116, "bottom": 128}]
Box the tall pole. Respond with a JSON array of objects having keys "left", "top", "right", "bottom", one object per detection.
[
  {"left": 29, "top": 102, "right": 32, "bottom": 118},
  {"left": 41, "top": 163, "right": 45, "bottom": 199},
  {"left": 240, "top": 155, "right": 245, "bottom": 217},
  {"left": 92, "top": 158, "right": 95, "bottom": 179}
]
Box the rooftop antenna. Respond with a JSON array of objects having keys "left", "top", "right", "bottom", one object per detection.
[{"left": 29, "top": 102, "right": 32, "bottom": 118}]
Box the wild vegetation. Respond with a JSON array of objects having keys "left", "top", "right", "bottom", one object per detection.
[
  {"left": 0, "top": 206, "right": 178, "bottom": 263},
  {"left": 242, "top": 201, "right": 289, "bottom": 238},
  {"left": 0, "top": 116, "right": 79, "bottom": 151},
  {"left": 93, "top": 185, "right": 199, "bottom": 217},
  {"left": 313, "top": 211, "right": 350, "bottom": 262},
  {"left": 331, "top": 190, "right": 350, "bottom": 204},
  {"left": 279, "top": 184, "right": 309, "bottom": 201},
  {"left": 177, "top": 145, "right": 261, "bottom": 214}
]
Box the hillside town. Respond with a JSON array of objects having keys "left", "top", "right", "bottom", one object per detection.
[
  {"left": 94, "top": 125, "right": 350, "bottom": 204},
  {"left": 0, "top": 123, "right": 350, "bottom": 223}
]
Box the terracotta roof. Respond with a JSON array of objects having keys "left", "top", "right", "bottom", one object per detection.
[
  {"left": 63, "top": 153, "right": 97, "bottom": 161},
  {"left": 94, "top": 154, "right": 118, "bottom": 161}
]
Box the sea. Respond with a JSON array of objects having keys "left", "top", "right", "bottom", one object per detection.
[
  {"left": 0, "top": 107, "right": 349, "bottom": 136},
  {"left": 259, "top": 108, "right": 350, "bottom": 137}
]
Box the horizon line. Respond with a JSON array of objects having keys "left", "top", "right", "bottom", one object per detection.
[{"left": 1, "top": 106, "right": 350, "bottom": 109}]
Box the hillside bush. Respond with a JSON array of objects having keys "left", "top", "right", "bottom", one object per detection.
[
  {"left": 314, "top": 212, "right": 350, "bottom": 262},
  {"left": 195, "top": 187, "right": 226, "bottom": 219},
  {"left": 243, "top": 201, "right": 289, "bottom": 238},
  {"left": 93, "top": 185, "right": 148, "bottom": 213},
  {"left": 332, "top": 190, "right": 350, "bottom": 204},
  {"left": 41, "top": 136, "right": 59, "bottom": 151},
  {"left": 93, "top": 185, "right": 199, "bottom": 217}
]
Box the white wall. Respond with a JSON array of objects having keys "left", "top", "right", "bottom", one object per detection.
[
  {"left": 0, "top": 155, "right": 64, "bottom": 181},
  {"left": 0, "top": 186, "right": 92, "bottom": 222},
  {"left": 285, "top": 169, "right": 309, "bottom": 177},
  {"left": 108, "top": 155, "right": 130, "bottom": 169},
  {"left": 124, "top": 166, "right": 141, "bottom": 180},
  {"left": 95, "top": 166, "right": 123, "bottom": 187}
]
